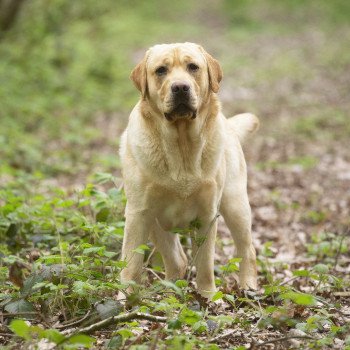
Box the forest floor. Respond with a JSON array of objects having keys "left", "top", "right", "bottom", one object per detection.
[{"left": 0, "top": 1, "right": 349, "bottom": 349}]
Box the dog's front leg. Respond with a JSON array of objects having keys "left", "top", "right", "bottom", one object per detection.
[
  {"left": 191, "top": 216, "right": 218, "bottom": 299},
  {"left": 120, "top": 211, "right": 151, "bottom": 288}
]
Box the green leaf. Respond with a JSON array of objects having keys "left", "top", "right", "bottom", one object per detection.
[
  {"left": 220, "top": 258, "right": 241, "bottom": 273},
  {"left": 83, "top": 246, "right": 105, "bottom": 255},
  {"left": 68, "top": 334, "right": 95, "bottom": 348},
  {"left": 42, "top": 329, "right": 65, "bottom": 344},
  {"left": 21, "top": 274, "right": 44, "bottom": 296},
  {"left": 193, "top": 320, "right": 207, "bottom": 333},
  {"left": 93, "top": 172, "right": 116, "bottom": 184},
  {"left": 96, "top": 208, "right": 110, "bottom": 222},
  {"left": 345, "top": 336, "right": 350, "bottom": 345},
  {"left": 9, "top": 319, "right": 31, "bottom": 340},
  {"left": 212, "top": 291, "right": 223, "bottom": 302},
  {"left": 293, "top": 269, "right": 310, "bottom": 277},
  {"left": 313, "top": 264, "right": 329, "bottom": 274},
  {"left": 72, "top": 281, "right": 95, "bottom": 296},
  {"left": 39, "top": 255, "right": 69, "bottom": 264},
  {"left": 179, "top": 308, "right": 202, "bottom": 325},
  {"left": 159, "top": 280, "right": 183, "bottom": 296},
  {"left": 175, "top": 280, "right": 188, "bottom": 288},
  {"left": 106, "top": 335, "right": 123, "bottom": 349},
  {"left": 96, "top": 300, "right": 121, "bottom": 320},
  {"left": 117, "top": 329, "right": 134, "bottom": 340},
  {"left": 224, "top": 294, "right": 235, "bottom": 305},
  {"left": 132, "top": 244, "right": 150, "bottom": 254},
  {"left": 104, "top": 251, "right": 118, "bottom": 258},
  {"left": 5, "top": 299, "right": 35, "bottom": 314},
  {"left": 168, "top": 319, "right": 182, "bottom": 329},
  {"left": 280, "top": 291, "right": 316, "bottom": 306}
]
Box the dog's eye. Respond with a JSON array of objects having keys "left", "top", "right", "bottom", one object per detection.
[
  {"left": 188, "top": 63, "right": 199, "bottom": 72},
  {"left": 155, "top": 66, "right": 167, "bottom": 76}
]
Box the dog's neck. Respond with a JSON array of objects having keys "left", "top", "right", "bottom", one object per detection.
[{"left": 138, "top": 94, "right": 222, "bottom": 182}]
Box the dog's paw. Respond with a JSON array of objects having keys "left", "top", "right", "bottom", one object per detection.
[
  {"left": 239, "top": 274, "right": 258, "bottom": 290},
  {"left": 197, "top": 288, "right": 217, "bottom": 300}
]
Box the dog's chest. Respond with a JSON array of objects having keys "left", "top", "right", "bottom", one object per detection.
[{"left": 157, "top": 195, "right": 198, "bottom": 231}]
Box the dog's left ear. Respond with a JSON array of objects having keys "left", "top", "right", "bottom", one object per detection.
[
  {"left": 199, "top": 46, "right": 223, "bottom": 93},
  {"left": 130, "top": 52, "right": 149, "bottom": 99}
]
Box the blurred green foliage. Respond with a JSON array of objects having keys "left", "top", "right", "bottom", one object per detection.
[
  {"left": 0, "top": 0, "right": 199, "bottom": 178},
  {"left": 1, "top": 0, "right": 349, "bottom": 179}
]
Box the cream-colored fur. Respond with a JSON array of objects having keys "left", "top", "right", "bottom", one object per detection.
[{"left": 119, "top": 43, "right": 259, "bottom": 299}]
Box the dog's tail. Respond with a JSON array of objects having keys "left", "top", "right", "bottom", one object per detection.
[{"left": 227, "top": 113, "right": 260, "bottom": 143}]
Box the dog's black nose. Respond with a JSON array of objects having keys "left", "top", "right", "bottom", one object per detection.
[{"left": 171, "top": 82, "right": 190, "bottom": 94}]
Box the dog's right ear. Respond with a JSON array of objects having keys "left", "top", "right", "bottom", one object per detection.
[{"left": 130, "top": 52, "right": 148, "bottom": 99}]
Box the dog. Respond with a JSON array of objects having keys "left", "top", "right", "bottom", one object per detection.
[{"left": 119, "top": 42, "right": 259, "bottom": 299}]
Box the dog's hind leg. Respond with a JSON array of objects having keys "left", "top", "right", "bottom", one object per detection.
[{"left": 150, "top": 221, "right": 188, "bottom": 280}]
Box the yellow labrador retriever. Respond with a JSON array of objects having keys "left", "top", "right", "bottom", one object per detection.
[{"left": 119, "top": 42, "right": 258, "bottom": 298}]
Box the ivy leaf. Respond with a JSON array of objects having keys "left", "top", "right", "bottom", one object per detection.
[
  {"left": 96, "top": 300, "right": 122, "bottom": 320},
  {"left": 40, "top": 264, "right": 66, "bottom": 280},
  {"left": 5, "top": 299, "right": 35, "bottom": 314},
  {"left": 21, "top": 274, "right": 44, "bottom": 297},
  {"left": 106, "top": 335, "right": 123, "bottom": 349},
  {"left": 168, "top": 319, "right": 182, "bottom": 329}
]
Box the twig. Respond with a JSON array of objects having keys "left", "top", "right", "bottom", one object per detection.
[
  {"left": 56, "top": 309, "right": 92, "bottom": 329},
  {"left": 209, "top": 329, "right": 242, "bottom": 343},
  {"left": 0, "top": 312, "right": 38, "bottom": 316},
  {"left": 61, "top": 311, "right": 167, "bottom": 337},
  {"left": 334, "top": 291, "right": 350, "bottom": 297},
  {"left": 146, "top": 267, "right": 163, "bottom": 281},
  {"left": 252, "top": 335, "right": 314, "bottom": 348},
  {"left": 313, "top": 295, "right": 347, "bottom": 320},
  {"left": 186, "top": 213, "right": 220, "bottom": 281},
  {"left": 247, "top": 299, "right": 263, "bottom": 337},
  {"left": 334, "top": 228, "right": 348, "bottom": 269},
  {"left": 149, "top": 325, "right": 164, "bottom": 350},
  {"left": 145, "top": 247, "right": 156, "bottom": 267},
  {"left": 0, "top": 332, "right": 13, "bottom": 337},
  {"left": 279, "top": 276, "right": 299, "bottom": 286}
]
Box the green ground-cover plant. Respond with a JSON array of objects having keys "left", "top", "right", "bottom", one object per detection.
[{"left": 1, "top": 176, "right": 349, "bottom": 349}]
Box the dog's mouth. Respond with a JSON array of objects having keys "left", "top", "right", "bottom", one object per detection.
[{"left": 164, "top": 103, "right": 197, "bottom": 122}]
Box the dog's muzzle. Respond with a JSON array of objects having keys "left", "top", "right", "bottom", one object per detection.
[{"left": 164, "top": 82, "right": 197, "bottom": 121}]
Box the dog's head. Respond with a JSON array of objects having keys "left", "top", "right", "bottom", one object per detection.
[{"left": 131, "top": 43, "right": 222, "bottom": 121}]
